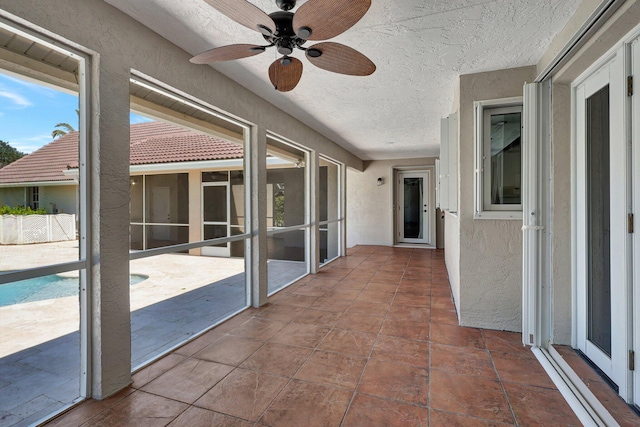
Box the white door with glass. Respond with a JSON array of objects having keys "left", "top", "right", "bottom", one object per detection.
[
  {"left": 397, "top": 171, "right": 430, "bottom": 244},
  {"left": 202, "top": 182, "right": 230, "bottom": 257},
  {"left": 574, "top": 46, "right": 631, "bottom": 398}
]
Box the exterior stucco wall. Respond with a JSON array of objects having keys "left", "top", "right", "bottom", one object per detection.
[
  {"left": 0, "top": 185, "right": 76, "bottom": 214},
  {"left": 454, "top": 66, "right": 536, "bottom": 332},
  {"left": 0, "top": 0, "right": 363, "bottom": 399},
  {"left": 444, "top": 212, "right": 460, "bottom": 311},
  {"left": 40, "top": 185, "right": 76, "bottom": 214},
  {"left": 347, "top": 158, "right": 436, "bottom": 247},
  {"left": 0, "top": 187, "right": 25, "bottom": 208}
]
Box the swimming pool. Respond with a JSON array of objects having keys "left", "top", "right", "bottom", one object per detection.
[{"left": 0, "top": 274, "right": 148, "bottom": 307}]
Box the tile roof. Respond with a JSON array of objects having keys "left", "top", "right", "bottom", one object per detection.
[
  {"left": 0, "top": 122, "right": 244, "bottom": 184},
  {"left": 0, "top": 132, "right": 78, "bottom": 185}
]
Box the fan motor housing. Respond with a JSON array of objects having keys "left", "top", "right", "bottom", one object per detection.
[{"left": 268, "top": 11, "right": 295, "bottom": 37}]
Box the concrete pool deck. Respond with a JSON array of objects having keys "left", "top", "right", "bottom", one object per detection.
[
  {"left": 0, "top": 241, "right": 248, "bottom": 358},
  {"left": 0, "top": 240, "right": 307, "bottom": 427}
]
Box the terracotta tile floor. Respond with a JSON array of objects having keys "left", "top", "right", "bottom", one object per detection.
[{"left": 44, "top": 246, "right": 582, "bottom": 426}]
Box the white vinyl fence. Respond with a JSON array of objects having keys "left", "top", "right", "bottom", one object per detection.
[{"left": 0, "top": 214, "right": 76, "bottom": 244}]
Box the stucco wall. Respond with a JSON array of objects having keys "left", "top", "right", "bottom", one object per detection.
[
  {"left": 0, "top": 187, "right": 25, "bottom": 208},
  {"left": 346, "top": 158, "right": 436, "bottom": 247},
  {"left": 453, "top": 66, "right": 536, "bottom": 332},
  {"left": 40, "top": 185, "right": 76, "bottom": 214},
  {"left": 0, "top": 185, "right": 76, "bottom": 214},
  {"left": 444, "top": 211, "right": 460, "bottom": 311},
  {"left": 0, "top": 0, "right": 364, "bottom": 399}
]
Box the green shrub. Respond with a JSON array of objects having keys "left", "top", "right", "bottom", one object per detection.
[{"left": 0, "top": 205, "right": 47, "bottom": 215}]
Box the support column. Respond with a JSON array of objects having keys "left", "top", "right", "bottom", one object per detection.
[
  {"left": 188, "top": 170, "right": 202, "bottom": 256},
  {"left": 309, "top": 151, "right": 319, "bottom": 274},
  {"left": 251, "top": 126, "right": 268, "bottom": 307},
  {"left": 89, "top": 55, "right": 132, "bottom": 399}
]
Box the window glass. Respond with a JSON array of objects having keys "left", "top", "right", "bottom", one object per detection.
[
  {"left": 202, "top": 171, "right": 228, "bottom": 182},
  {"left": 476, "top": 101, "right": 523, "bottom": 216},
  {"left": 128, "top": 80, "right": 249, "bottom": 370},
  {"left": 586, "top": 85, "right": 611, "bottom": 355},
  {"left": 488, "top": 111, "right": 522, "bottom": 205},
  {"left": 266, "top": 137, "right": 308, "bottom": 292},
  {"left": 319, "top": 158, "right": 341, "bottom": 265},
  {"left": 130, "top": 176, "right": 144, "bottom": 223}
]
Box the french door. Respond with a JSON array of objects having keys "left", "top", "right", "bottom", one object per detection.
[
  {"left": 397, "top": 171, "right": 430, "bottom": 244},
  {"left": 575, "top": 46, "right": 631, "bottom": 400}
]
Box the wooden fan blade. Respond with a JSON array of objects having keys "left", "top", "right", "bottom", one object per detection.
[
  {"left": 268, "top": 57, "right": 303, "bottom": 92},
  {"left": 293, "top": 0, "right": 371, "bottom": 40},
  {"left": 306, "top": 42, "right": 376, "bottom": 76},
  {"left": 203, "top": 0, "right": 276, "bottom": 35},
  {"left": 190, "top": 44, "right": 265, "bottom": 64}
]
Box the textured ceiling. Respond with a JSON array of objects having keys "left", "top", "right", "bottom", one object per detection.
[{"left": 103, "top": 0, "right": 581, "bottom": 160}]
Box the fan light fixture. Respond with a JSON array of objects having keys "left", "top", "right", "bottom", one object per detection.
[{"left": 191, "top": 0, "right": 376, "bottom": 92}]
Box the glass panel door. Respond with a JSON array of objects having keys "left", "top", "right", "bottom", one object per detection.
[
  {"left": 397, "top": 171, "right": 430, "bottom": 244},
  {"left": 586, "top": 85, "right": 611, "bottom": 357},
  {"left": 202, "top": 183, "right": 230, "bottom": 257},
  {"left": 575, "top": 49, "right": 629, "bottom": 397},
  {"left": 404, "top": 177, "right": 424, "bottom": 239}
]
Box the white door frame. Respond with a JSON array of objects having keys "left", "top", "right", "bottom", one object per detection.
[
  {"left": 631, "top": 38, "right": 640, "bottom": 407},
  {"left": 396, "top": 169, "right": 431, "bottom": 245},
  {"left": 202, "top": 181, "right": 231, "bottom": 257},
  {"left": 572, "top": 45, "right": 631, "bottom": 400}
]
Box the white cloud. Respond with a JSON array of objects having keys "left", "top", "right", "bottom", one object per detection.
[
  {"left": 0, "top": 73, "right": 57, "bottom": 97},
  {"left": 0, "top": 90, "right": 31, "bottom": 108},
  {"left": 11, "top": 134, "right": 53, "bottom": 153}
]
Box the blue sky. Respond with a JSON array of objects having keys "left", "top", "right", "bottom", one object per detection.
[{"left": 0, "top": 71, "right": 152, "bottom": 153}]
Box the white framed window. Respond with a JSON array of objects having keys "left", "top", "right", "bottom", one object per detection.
[
  {"left": 28, "top": 186, "right": 39, "bottom": 210},
  {"left": 474, "top": 97, "right": 523, "bottom": 219}
]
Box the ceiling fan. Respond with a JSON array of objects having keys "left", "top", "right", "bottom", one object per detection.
[{"left": 190, "top": 0, "right": 376, "bottom": 92}]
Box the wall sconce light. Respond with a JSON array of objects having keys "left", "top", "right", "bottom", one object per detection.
[{"left": 377, "top": 177, "right": 383, "bottom": 186}]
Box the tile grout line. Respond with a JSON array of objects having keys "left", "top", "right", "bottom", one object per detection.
[
  {"left": 339, "top": 249, "right": 413, "bottom": 426},
  {"left": 254, "top": 250, "right": 379, "bottom": 425},
  {"left": 484, "top": 329, "right": 519, "bottom": 426}
]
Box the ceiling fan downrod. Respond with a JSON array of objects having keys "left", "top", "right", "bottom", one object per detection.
[{"left": 276, "top": 0, "right": 296, "bottom": 11}]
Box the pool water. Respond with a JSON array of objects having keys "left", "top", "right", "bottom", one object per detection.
[{"left": 0, "top": 274, "right": 148, "bottom": 307}]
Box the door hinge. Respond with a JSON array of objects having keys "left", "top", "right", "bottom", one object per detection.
[
  {"left": 629, "top": 213, "right": 634, "bottom": 233},
  {"left": 628, "top": 75, "right": 634, "bottom": 96},
  {"left": 630, "top": 350, "right": 635, "bottom": 371}
]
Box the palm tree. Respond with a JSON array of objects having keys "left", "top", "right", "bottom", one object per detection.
[{"left": 51, "top": 122, "right": 76, "bottom": 139}]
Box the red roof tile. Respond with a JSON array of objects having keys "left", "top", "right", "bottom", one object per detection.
[{"left": 0, "top": 122, "right": 244, "bottom": 184}]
